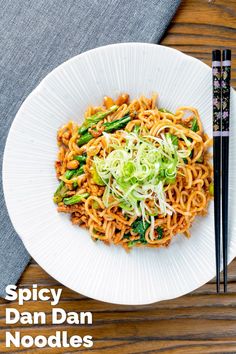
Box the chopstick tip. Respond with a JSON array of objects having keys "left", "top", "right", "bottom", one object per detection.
[
  {"left": 212, "top": 49, "right": 221, "bottom": 61},
  {"left": 223, "top": 49, "right": 231, "bottom": 61}
]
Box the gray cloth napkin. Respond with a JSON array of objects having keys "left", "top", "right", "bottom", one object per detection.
[{"left": 0, "top": 0, "right": 181, "bottom": 298}]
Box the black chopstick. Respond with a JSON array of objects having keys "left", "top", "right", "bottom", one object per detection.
[
  {"left": 221, "top": 49, "right": 231, "bottom": 293},
  {"left": 212, "top": 50, "right": 222, "bottom": 293}
]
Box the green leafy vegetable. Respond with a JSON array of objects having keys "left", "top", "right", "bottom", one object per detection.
[
  {"left": 103, "top": 115, "right": 131, "bottom": 133},
  {"left": 76, "top": 165, "right": 85, "bottom": 176},
  {"left": 53, "top": 167, "right": 85, "bottom": 204},
  {"left": 92, "top": 200, "right": 100, "bottom": 209},
  {"left": 183, "top": 148, "right": 193, "bottom": 164},
  {"left": 165, "top": 177, "right": 176, "bottom": 185},
  {"left": 77, "top": 115, "right": 131, "bottom": 146},
  {"left": 78, "top": 105, "right": 118, "bottom": 135},
  {"left": 128, "top": 221, "right": 163, "bottom": 247},
  {"left": 63, "top": 193, "right": 90, "bottom": 205},
  {"left": 159, "top": 108, "right": 174, "bottom": 114},
  {"left": 156, "top": 226, "right": 163, "bottom": 239},
  {"left": 74, "top": 155, "right": 87, "bottom": 163},
  {"left": 197, "top": 155, "right": 203, "bottom": 163},
  {"left": 133, "top": 125, "right": 140, "bottom": 134},
  {"left": 53, "top": 169, "right": 75, "bottom": 200},
  {"left": 126, "top": 218, "right": 150, "bottom": 247},
  {"left": 166, "top": 133, "right": 178, "bottom": 148},
  {"left": 53, "top": 184, "right": 68, "bottom": 204},
  {"left": 128, "top": 240, "right": 141, "bottom": 247},
  {"left": 77, "top": 131, "right": 94, "bottom": 146},
  {"left": 72, "top": 182, "right": 77, "bottom": 189},
  {"left": 209, "top": 182, "right": 214, "bottom": 196},
  {"left": 191, "top": 117, "right": 199, "bottom": 132},
  {"left": 132, "top": 218, "right": 150, "bottom": 239},
  {"left": 91, "top": 163, "right": 105, "bottom": 186}
]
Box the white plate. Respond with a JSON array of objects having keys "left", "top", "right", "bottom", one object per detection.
[{"left": 3, "top": 43, "right": 236, "bottom": 305}]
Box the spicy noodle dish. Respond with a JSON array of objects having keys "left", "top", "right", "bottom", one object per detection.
[{"left": 53, "top": 93, "right": 213, "bottom": 250}]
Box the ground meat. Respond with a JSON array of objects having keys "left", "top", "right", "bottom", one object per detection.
[{"left": 57, "top": 204, "right": 82, "bottom": 213}]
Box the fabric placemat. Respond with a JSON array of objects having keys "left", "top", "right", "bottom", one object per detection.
[{"left": 0, "top": 0, "right": 181, "bottom": 298}]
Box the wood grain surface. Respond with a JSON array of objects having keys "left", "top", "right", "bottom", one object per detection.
[{"left": 1, "top": 0, "right": 236, "bottom": 352}]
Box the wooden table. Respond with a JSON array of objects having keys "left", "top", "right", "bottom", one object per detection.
[{"left": 1, "top": 0, "right": 236, "bottom": 352}]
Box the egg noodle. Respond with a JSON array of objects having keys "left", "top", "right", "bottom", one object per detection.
[{"left": 54, "top": 94, "right": 213, "bottom": 250}]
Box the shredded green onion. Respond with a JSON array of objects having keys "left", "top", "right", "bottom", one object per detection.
[{"left": 93, "top": 132, "right": 191, "bottom": 237}]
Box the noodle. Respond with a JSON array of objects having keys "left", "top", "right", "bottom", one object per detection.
[{"left": 54, "top": 94, "right": 213, "bottom": 250}]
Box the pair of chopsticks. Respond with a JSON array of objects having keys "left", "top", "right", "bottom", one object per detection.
[{"left": 212, "top": 49, "right": 231, "bottom": 293}]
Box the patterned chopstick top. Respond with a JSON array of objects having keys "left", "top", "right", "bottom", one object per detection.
[
  {"left": 221, "top": 49, "right": 231, "bottom": 136},
  {"left": 212, "top": 50, "right": 221, "bottom": 137}
]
